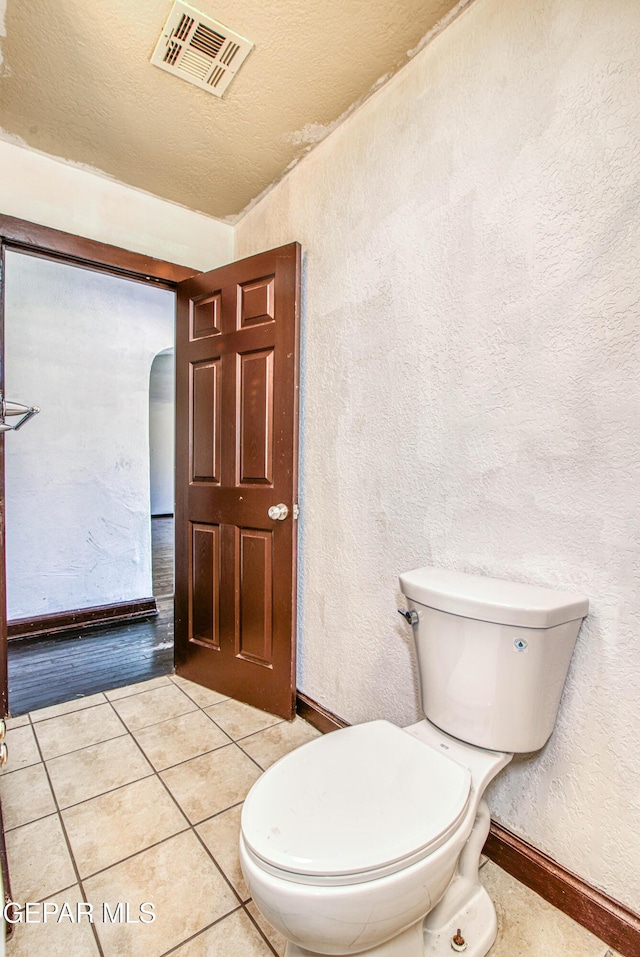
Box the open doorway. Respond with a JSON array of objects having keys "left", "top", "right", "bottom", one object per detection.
[
  {"left": 4, "top": 249, "right": 177, "bottom": 713},
  {"left": 149, "top": 347, "right": 175, "bottom": 660},
  {"left": 0, "top": 220, "right": 301, "bottom": 722}
]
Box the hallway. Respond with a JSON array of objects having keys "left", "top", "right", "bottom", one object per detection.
[{"left": 7, "top": 518, "right": 174, "bottom": 716}]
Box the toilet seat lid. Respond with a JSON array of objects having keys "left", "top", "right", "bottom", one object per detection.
[{"left": 242, "top": 720, "right": 471, "bottom": 880}]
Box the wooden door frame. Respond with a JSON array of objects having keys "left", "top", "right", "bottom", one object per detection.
[{"left": 0, "top": 214, "right": 199, "bottom": 717}]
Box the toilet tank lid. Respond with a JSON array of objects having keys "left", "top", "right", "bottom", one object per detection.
[{"left": 399, "top": 567, "right": 589, "bottom": 628}]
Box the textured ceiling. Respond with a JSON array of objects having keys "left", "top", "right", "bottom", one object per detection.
[{"left": 0, "top": 0, "right": 462, "bottom": 220}]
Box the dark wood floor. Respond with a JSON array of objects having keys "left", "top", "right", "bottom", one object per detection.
[
  {"left": 8, "top": 517, "right": 175, "bottom": 716},
  {"left": 152, "top": 515, "right": 174, "bottom": 597}
]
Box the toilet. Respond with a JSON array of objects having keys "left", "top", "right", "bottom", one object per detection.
[{"left": 240, "top": 567, "right": 588, "bottom": 957}]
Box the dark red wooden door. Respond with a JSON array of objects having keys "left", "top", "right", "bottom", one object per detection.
[{"left": 174, "top": 243, "right": 301, "bottom": 719}]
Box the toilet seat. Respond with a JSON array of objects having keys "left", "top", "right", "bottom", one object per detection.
[{"left": 241, "top": 720, "right": 471, "bottom": 886}]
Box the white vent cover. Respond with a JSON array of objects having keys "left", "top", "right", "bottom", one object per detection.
[{"left": 151, "top": 2, "right": 253, "bottom": 98}]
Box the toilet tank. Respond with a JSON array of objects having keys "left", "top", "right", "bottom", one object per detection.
[{"left": 399, "top": 567, "right": 588, "bottom": 753}]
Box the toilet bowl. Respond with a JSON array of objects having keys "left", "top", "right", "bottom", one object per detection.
[
  {"left": 240, "top": 567, "right": 588, "bottom": 957},
  {"left": 240, "top": 719, "right": 511, "bottom": 957}
]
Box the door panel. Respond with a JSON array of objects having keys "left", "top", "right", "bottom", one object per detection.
[
  {"left": 237, "top": 527, "right": 273, "bottom": 665},
  {"left": 175, "top": 243, "right": 300, "bottom": 719},
  {"left": 190, "top": 359, "right": 221, "bottom": 483},
  {"left": 189, "top": 522, "right": 221, "bottom": 648},
  {"left": 238, "top": 275, "right": 275, "bottom": 326},
  {"left": 191, "top": 292, "right": 221, "bottom": 339},
  {"left": 238, "top": 349, "right": 274, "bottom": 485}
]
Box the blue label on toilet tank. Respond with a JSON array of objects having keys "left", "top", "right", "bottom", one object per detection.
[{"left": 513, "top": 638, "right": 528, "bottom": 653}]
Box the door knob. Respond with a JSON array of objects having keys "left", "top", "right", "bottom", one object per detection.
[{"left": 268, "top": 504, "right": 289, "bottom": 521}]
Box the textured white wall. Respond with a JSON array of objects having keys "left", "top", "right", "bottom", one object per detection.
[
  {"left": 0, "top": 137, "right": 233, "bottom": 270},
  {"left": 4, "top": 251, "right": 174, "bottom": 618},
  {"left": 235, "top": 0, "right": 640, "bottom": 910}
]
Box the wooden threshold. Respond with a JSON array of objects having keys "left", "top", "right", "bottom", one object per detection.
[
  {"left": 8, "top": 598, "right": 158, "bottom": 641},
  {"left": 295, "top": 692, "right": 640, "bottom": 957}
]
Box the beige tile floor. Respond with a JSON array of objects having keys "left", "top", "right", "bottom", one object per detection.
[{"left": 0, "top": 675, "right": 619, "bottom": 957}]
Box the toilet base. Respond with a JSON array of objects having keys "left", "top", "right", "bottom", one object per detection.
[
  {"left": 281, "top": 800, "right": 497, "bottom": 957},
  {"left": 284, "top": 920, "right": 426, "bottom": 957},
  {"left": 423, "top": 882, "right": 497, "bottom": 956},
  {"left": 283, "top": 884, "right": 496, "bottom": 957}
]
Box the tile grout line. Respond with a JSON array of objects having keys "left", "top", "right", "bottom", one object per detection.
[
  {"left": 36, "top": 729, "right": 131, "bottom": 762},
  {"left": 142, "top": 688, "right": 280, "bottom": 954},
  {"left": 59, "top": 681, "right": 269, "bottom": 950},
  {"left": 34, "top": 880, "right": 79, "bottom": 905},
  {"left": 150, "top": 699, "right": 254, "bottom": 903},
  {"left": 189, "top": 815, "right": 249, "bottom": 903},
  {"left": 47, "top": 769, "right": 157, "bottom": 814},
  {"left": 102, "top": 676, "right": 176, "bottom": 704},
  {"left": 26, "top": 703, "right": 285, "bottom": 767},
  {"left": 236, "top": 742, "right": 270, "bottom": 775},
  {"left": 8, "top": 686, "right": 291, "bottom": 805},
  {"left": 185, "top": 798, "right": 245, "bottom": 831},
  {"left": 26, "top": 697, "right": 235, "bottom": 955},
  {"left": 43, "top": 744, "right": 238, "bottom": 916},
  {"left": 165, "top": 682, "right": 279, "bottom": 957},
  {"left": 242, "top": 901, "right": 282, "bottom": 957},
  {"left": 24, "top": 707, "right": 265, "bottom": 818},
  {"left": 132, "top": 716, "right": 236, "bottom": 768},
  {"left": 4, "top": 808, "right": 69, "bottom": 836},
  {"left": 157, "top": 904, "right": 250, "bottom": 957},
  {"left": 24, "top": 710, "right": 107, "bottom": 957},
  {"left": 17, "top": 677, "right": 293, "bottom": 955},
  {"left": 17, "top": 679, "right": 593, "bottom": 957},
  {"left": 23, "top": 691, "right": 194, "bottom": 953},
  {"left": 74, "top": 823, "right": 193, "bottom": 883},
  {"left": 176, "top": 684, "right": 282, "bottom": 955},
  {"left": 27, "top": 693, "right": 109, "bottom": 723},
  {"left": 18, "top": 673, "right": 175, "bottom": 723}
]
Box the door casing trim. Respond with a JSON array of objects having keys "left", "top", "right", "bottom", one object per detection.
[{"left": 0, "top": 215, "right": 198, "bottom": 286}]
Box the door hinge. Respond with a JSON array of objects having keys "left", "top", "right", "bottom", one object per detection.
[{"left": 293, "top": 504, "right": 300, "bottom": 519}]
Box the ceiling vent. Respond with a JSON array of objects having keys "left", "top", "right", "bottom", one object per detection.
[{"left": 151, "top": 2, "right": 254, "bottom": 98}]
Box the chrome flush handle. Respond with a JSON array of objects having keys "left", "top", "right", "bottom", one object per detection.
[{"left": 397, "top": 608, "right": 419, "bottom": 626}]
